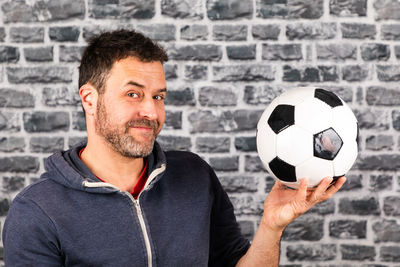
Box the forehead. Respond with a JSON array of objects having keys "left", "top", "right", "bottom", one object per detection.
[{"left": 108, "top": 57, "right": 166, "bottom": 86}]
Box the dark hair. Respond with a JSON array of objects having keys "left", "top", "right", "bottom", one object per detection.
[{"left": 79, "top": 29, "right": 168, "bottom": 94}]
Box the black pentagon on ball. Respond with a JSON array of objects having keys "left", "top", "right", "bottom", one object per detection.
[
  {"left": 314, "top": 127, "right": 343, "bottom": 160},
  {"left": 314, "top": 88, "right": 343, "bottom": 108},
  {"left": 269, "top": 157, "right": 297, "bottom": 182},
  {"left": 268, "top": 104, "right": 295, "bottom": 134}
]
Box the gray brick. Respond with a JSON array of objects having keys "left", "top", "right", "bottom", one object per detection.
[
  {"left": 262, "top": 44, "right": 302, "bottom": 61},
  {"left": 0, "top": 112, "right": 20, "bottom": 132},
  {"left": 10, "top": 27, "right": 44, "bottom": 43},
  {"left": 49, "top": 26, "right": 80, "bottom": 42},
  {"left": 283, "top": 65, "right": 338, "bottom": 82},
  {"left": 184, "top": 65, "right": 207, "bottom": 80},
  {"left": 213, "top": 65, "right": 275, "bottom": 82},
  {"left": 252, "top": 24, "right": 280, "bottom": 40},
  {"left": 393, "top": 110, "right": 400, "bottom": 131},
  {"left": 7, "top": 67, "right": 72, "bottom": 84},
  {"left": 234, "top": 136, "right": 256, "bottom": 152},
  {"left": 381, "top": 24, "right": 400, "bottom": 40},
  {"left": 164, "top": 87, "right": 195, "bottom": 106},
  {"left": 137, "top": 24, "right": 176, "bottom": 42},
  {"left": 0, "top": 137, "right": 25, "bottom": 152},
  {"left": 0, "top": 27, "right": 5, "bottom": 42},
  {"left": 196, "top": 137, "right": 230, "bottom": 153},
  {"left": 373, "top": 219, "right": 400, "bottom": 243},
  {"left": 330, "top": 0, "right": 367, "bottom": 17},
  {"left": 0, "top": 156, "right": 39, "bottom": 173},
  {"left": 59, "top": 46, "right": 84, "bottom": 62},
  {"left": 0, "top": 46, "right": 19, "bottom": 63},
  {"left": 355, "top": 155, "right": 400, "bottom": 171},
  {"left": 366, "top": 135, "right": 394, "bottom": 151},
  {"left": 229, "top": 195, "right": 263, "bottom": 216},
  {"left": 164, "top": 64, "right": 178, "bottom": 80},
  {"left": 43, "top": 87, "right": 81, "bottom": 107},
  {"left": 342, "top": 65, "right": 369, "bottom": 82},
  {"left": 316, "top": 44, "right": 357, "bottom": 60},
  {"left": 23, "top": 111, "right": 70, "bottom": 132},
  {"left": 207, "top": 0, "right": 253, "bottom": 20},
  {"left": 243, "top": 85, "right": 284, "bottom": 105},
  {"left": 162, "top": 0, "right": 203, "bottom": 19},
  {"left": 377, "top": 65, "right": 400, "bottom": 81},
  {"left": 339, "top": 196, "right": 380, "bottom": 215},
  {"left": 220, "top": 176, "right": 258, "bottom": 193},
  {"left": 180, "top": 25, "right": 208, "bottom": 41},
  {"left": 30, "top": 137, "right": 64, "bottom": 153},
  {"left": 24, "top": 46, "right": 53, "bottom": 62},
  {"left": 341, "top": 23, "right": 376, "bottom": 39},
  {"left": 68, "top": 136, "right": 87, "bottom": 148},
  {"left": 157, "top": 136, "right": 192, "bottom": 151},
  {"left": 233, "top": 110, "right": 263, "bottom": 131},
  {"left": 374, "top": 0, "right": 400, "bottom": 20},
  {"left": 164, "top": 111, "right": 182, "bottom": 130},
  {"left": 383, "top": 196, "right": 400, "bottom": 216},
  {"left": 198, "top": 86, "right": 237, "bottom": 107},
  {"left": 89, "top": 0, "right": 154, "bottom": 19},
  {"left": 380, "top": 246, "right": 400, "bottom": 262},
  {"left": 72, "top": 111, "right": 86, "bottom": 131},
  {"left": 286, "top": 244, "right": 337, "bottom": 261},
  {"left": 257, "top": 0, "right": 323, "bottom": 19},
  {"left": 238, "top": 221, "right": 254, "bottom": 240},
  {"left": 0, "top": 89, "right": 34, "bottom": 108},
  {"left": 2, "top": 0, "right": 85, "bottom": 23},
  {"left": 209, "top": 156, "right": 238, "bottom": 171},
  {"left": 370, "top": 174, "right": 393, "bottom": 191},
  {"left": 354, "top": 108, "right": 390, "bottom": 130},
  {"left": 0, "top": 198, "right": 10, "bottom": 216},
  {"left": 329, "top": 220, "right": 367, "bottom": 239},
  {"left": 286, "top": 23, "right": 337, "bottom": 40},
  {"left": 367, "top": 86, "right": 400, "bottom": 106},
  {"left": 283, "top": 217, "right": 324, "bottom": 241},
  {"left": 361, "top": 43, "right": 390, "bottom": 61},
  {"left": 245, "top": 155, "right": 265, "bottom": 172},
  {"left": 213, "top": 25, "right": 247, "bottom": 41},
  {"left": 167, "top": 44, "right": 222, "bottom": 61},
  {"left": 82, "top": 26, "right": 111, "bottom": 41},
  {"left": 3, "top": 176, "right": 26, "bottom": 192},
  {"left": 341, "top": 174, "right": 363, "bottom": 191},
  {"left": 227, "top": 45, "right": 256, "bottom": 60},
  {"left": 341, "top": 245, "right": 376, "bottom": 261},
  {"left": 308, "top": 199, "right": 335, "bottom": 215}
]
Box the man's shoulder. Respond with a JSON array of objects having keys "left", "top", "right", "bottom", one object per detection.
[{"left": 165, "top": 150, "right": 208, "bottom": 167}]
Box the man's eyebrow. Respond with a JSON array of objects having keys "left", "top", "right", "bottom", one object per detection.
[
  {"left": 126, "top": 81, "right": 145, "bottom": 88},
  {"left": 158, "top": 88, "right": 167, "bottom": 93}
]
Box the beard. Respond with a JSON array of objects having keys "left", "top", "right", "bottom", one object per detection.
[{"left": 95, "top": 97, "right": 160, "bottom": 158}]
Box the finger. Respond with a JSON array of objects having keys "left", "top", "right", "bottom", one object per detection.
[
  {"left": 309, "top": 177, "right": 333, "bottom": 203},
  {"left": 296, "top": 178, "right": 308, "bottom": 201},
  {"left": 325, "top": 176, "right": 347, "bottom": 198}
]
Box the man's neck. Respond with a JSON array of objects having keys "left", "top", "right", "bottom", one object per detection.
[{"left": 80, "top": 138, "right": 145, "bottom": 192}]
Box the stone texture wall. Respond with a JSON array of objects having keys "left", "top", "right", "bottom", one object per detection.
[{"left": 0, "top": 0, "right": 399, "bottom": 265}]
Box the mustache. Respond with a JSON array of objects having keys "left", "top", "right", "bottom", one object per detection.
[{"left": 126, "top": 119, "right": 159, "bottom": 131}]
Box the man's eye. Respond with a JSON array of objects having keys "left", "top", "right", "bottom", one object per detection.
[
  {"left": 128, "top": 92, "right": 139, "bottom": 98},
  {"left": 154, "top": 95, "right": 165, "bottom": 101}
]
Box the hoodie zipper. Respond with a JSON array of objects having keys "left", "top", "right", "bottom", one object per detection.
[{"left": 82, "top": 163, "right": 166, "bottom": 267}]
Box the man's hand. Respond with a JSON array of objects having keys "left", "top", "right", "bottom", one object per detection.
[{"left": 261, "top": 176, "right": 347, "bottom": 233}]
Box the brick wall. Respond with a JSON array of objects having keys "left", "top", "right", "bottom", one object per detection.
[{"left": 0, "top": 0, "right": 400, "bottom": 265}]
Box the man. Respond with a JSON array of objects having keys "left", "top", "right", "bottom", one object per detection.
[{"left": 3, "top": 29, "right": 346, "bottom": 266}]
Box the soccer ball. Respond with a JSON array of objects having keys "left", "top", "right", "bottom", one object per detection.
[{"left": 256, "top": 87, "right": 358, "bottom": 188}]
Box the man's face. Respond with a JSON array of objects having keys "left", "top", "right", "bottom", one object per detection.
[{"left": 95, "top": 57, "right": 166, "bottom": 158}]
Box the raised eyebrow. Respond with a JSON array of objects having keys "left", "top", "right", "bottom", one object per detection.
[
  {"left": 157, "top": 88, "right": 167, "bottom": 93},
  {"left": 126, "top": 81, "right": 145, "bottom": 88}
]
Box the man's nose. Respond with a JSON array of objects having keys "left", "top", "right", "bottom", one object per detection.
[{"left": 138, "top": 97, "right": 158, "bottom": 120}]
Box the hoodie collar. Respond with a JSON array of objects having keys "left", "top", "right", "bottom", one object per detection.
[{"left": 42, "top": 141, "right": 167, "bottom": 194}]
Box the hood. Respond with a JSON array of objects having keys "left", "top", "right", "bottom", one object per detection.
[{"left": 42, "top": 141, "right": 167, "bottom": 194}]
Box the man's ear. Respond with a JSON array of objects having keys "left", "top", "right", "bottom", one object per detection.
[{"left": 79, "top": 84, "right": 98, "bottom": 116}]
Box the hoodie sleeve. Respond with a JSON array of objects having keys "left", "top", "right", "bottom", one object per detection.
[
  {"left": 3, "top": 195, "right": 63, "bottom": 266},
  {"left": 208, "top": 168, "right": 251, "bottom": 267}
]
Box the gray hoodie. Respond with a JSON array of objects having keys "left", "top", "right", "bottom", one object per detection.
[{"left": 3, "top": 142, "right": 250, "bottom": 266}]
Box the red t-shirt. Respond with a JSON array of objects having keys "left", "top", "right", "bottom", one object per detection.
[{"left": 79, "top": 148, "right": 148, "bottom": 199}]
